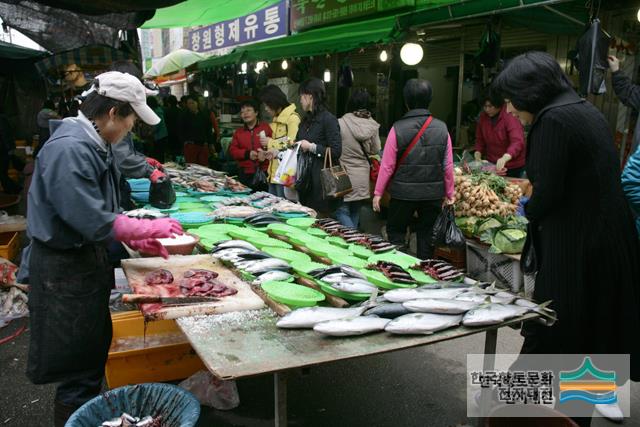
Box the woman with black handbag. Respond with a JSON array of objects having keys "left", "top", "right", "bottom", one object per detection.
[{"left": 295, "top": 78, "right": 342, "bottom": 215}]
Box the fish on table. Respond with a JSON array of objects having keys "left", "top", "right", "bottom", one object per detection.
[
  {"left": 462, "top": 303, "right": 529, "bottom": 327},
  {"left": 403, "top": 298, "right": 479, "bottom": 315},
  {"left": 313, "top": 316, "right": 390, "bottom": 336},
  {"left": 385, "top": 313, "right": 463, "bottom": 335},
  {"left": 383, "top": 287, "right": 465, "bottom": 303},
  {"left": 276, "top": 306, "right": 368, "bottom": 329}
]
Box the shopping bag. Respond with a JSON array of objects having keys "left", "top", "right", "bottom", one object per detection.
[
  {"left": 320, "top": 148, "right": 352, "bottom": 199},
  {"left": 431, "top": 205, "right": 465, "bottom": 248},
  {"left": 274, "top": 144, "right": 299, "bottom": 187},
  {"left": 250, "top": 167, "right": 267, "bottom": 191},
  {"left": 149, "top": 176, "right": 176, "bottom": 209},
  {"left": 295, "top": 151, "right": 314, "bottom": 194}
]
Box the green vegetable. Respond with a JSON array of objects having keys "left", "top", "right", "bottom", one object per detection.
[
  {"left": 489, "top": 227, "right": 527, "bottom": 254},
  {"left": 456, "top": 216, "right": 479, "bottom": 238},
  {"left": 474, "top": 217, "right": 503, "bottom": 235}
]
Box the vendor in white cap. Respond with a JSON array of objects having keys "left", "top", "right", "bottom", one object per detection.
[{"left": 24, "top": 71, "right": 184, "bottom": 426}]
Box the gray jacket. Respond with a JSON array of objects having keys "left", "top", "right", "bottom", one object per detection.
[{"left": 112, "top": 133, "right": 154, "bottom": 178}]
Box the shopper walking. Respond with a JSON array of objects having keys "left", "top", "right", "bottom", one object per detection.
[
  {"left": 373, "top": 79, "right": 454, "bottom": 259},
  {"left": 336, "top": 89, "right": 381, "bottom": 228},
  {"left": 296, "top": 78, "right": 342, "bottom": 215},
  {"left": 493, "top": 51, "right": 640, "bottom": 427},
  {"left": 179, "top": 95, "right": 213, "bottom": 165},
  {"left": 474, "top": 88, "right": 525, "bottom": 177},
  {"left": 259, "top": 84, "right": 300, "bottom": 198}
]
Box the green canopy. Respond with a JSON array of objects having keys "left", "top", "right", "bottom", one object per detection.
[
  {"left": 197, "top": 15, "right": 403, "bottom": 70},
  {"left": 0, "top": 40, "right": 46, "bottom": 60},
  {"left": 142, "top": 0, "right": 281, "bottom": 29}
]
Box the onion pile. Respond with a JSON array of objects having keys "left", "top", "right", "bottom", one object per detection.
[{"left": 453, "top": 173, "right": 522, "bottom": 218}]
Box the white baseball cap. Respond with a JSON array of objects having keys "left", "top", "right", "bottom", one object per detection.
[{"left": 92, "top": 71, "right": 160, "bottom": 125}]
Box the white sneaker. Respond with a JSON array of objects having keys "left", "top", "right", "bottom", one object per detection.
[{"left": 595, "top": 403, "right": 624, "bottom": 423}]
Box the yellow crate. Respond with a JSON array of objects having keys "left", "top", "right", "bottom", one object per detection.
[
  {"left": 0, "top": 232, "right": 19, "bottom": 261},
  {"left": 106, "top": 311, "right": 205, "bottom": 388}
]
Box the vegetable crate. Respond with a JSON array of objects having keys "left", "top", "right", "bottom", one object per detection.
[{"left": 465, "top": 240, "right": 523, "bottom": 293}]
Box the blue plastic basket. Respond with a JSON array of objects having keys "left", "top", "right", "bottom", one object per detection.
[
  {"left": 65, "top": 383, "right": 200, "bottom": 427},
  {"left": 127, "top": 178, "right": 151, "bottom": 193}
]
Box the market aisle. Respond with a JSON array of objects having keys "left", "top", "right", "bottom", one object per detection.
[{"left": 1, "top": 319, "right": 639, "bottom": 426}]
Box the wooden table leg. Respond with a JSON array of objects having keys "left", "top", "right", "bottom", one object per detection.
[
  {"left": 476, "top": 328, "right": 498, "bottom": 426},
  {"left": 274, "top": 371, "right": 287, "bottom": 427}
]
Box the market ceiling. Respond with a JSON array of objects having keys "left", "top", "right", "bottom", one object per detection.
[{"left": 0, "top": 0, "right": 185, "bottom": 14}]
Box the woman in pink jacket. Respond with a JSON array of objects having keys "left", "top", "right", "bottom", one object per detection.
[{"left": 474, "top": 89, "right": 526, "bottom": 177}]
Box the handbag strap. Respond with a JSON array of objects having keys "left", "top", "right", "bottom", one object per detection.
[
  {"left": 324, "top": 147, "right": 333, "bottom": 169},
  {"left": 355, "top": 137, "right": 373, "bottom": 167},
  {"left": 397, "top": 115, "right": 433, "bottom": 167}
]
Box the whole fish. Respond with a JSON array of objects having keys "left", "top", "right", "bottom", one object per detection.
[
  {"left": 384, "top": 288, "right": 465, "bottom": 303},
  {"left": 252, "top": 270, "right": 293, "bottom": 285},
  {"left": 276, "top": 306, "right": 368, "bottom": 329},
  {"left": 236, "top": 251, "right": 273, "bottom": 260},
  {"left": 403, "top": 298, "right": 479, "bottom": 315},
  {"left": 331, "top": 281, "right": 377, "bottom": 294},
  {"left": 213, "top": 240, "right": 258, "bottom": 252},
  {"left": 212, "top": 248, "right": 253, "bottom": 260},
  {"left": 455, "top": 292, "right": 514, "bottom": 305},
  {"left": 385, "top": 313, "right": 463, "bottom": 335},
  {"left": 313, "top": 316, "right": 390, "bottom": 336},
  {"left": 310, "top": 265, "right": 365, "bottom": 280},
  {"left": 245, "top": 258, "right": 290, "bottom": 274},
  {"left": 462, "top": 303, "right": 529, "bottom": 327},
  {"left": 320, "top": 273, "right": 349, "bottom": 284},
  {"left": 363, "top": 303, "right": 411, "bottom": 319}
]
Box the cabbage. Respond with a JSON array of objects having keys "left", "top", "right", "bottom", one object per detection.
[
  {"left": 474, "top": 217, "right": 503, "bottom": 236},
  {"left": 489, "top": 228, "right": 527, "bottom": 254},
  {"left": 455, "top": 216, "right": 479, "bottom": 238}
]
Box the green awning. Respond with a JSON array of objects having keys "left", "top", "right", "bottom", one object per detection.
[
  {"left": 197, "top": 50, "right": 245, "bottom": 71},
  {"left": 142, "top": 0, "right": 281, "bottom": 29},
  {"left": 0, "top": 40, "right": 46, "bottom": 60}
]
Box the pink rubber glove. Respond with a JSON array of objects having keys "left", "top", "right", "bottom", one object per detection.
[
  {"left": 146, "top": 157, "right": 163, "bottom": 170},
  {"left": 112, "top": 215, "right": 183, "bottom": 242},
  {"left": 149, "top": 169, "right": 166, "bottom": 184},
  {"left": 128, "top": 239, "right": 169, "bottom": 259}
]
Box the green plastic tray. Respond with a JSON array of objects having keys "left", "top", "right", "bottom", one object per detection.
[
  {"left": 325, "top": 236, "right": 349, "bottom": 248},
  {"left": 177, "top": 202, "right": 207, "bottom": 211},
  {"left": 286, "top": 217, "right": 316, "bottom": 229},
  {"left": 195, "top": 223, "right": 242, "bottom": 234},
  {"left": 262, "top": 247, "right": 311, "bottom": 264},
  {"left": 314, "top": 279, "right": 371, "bottom": 301},
  {"left": 359, "top": 269, "right": 418, "bottom": 290},
  {"left": 228, "top": 228, "right": 268, "bottom": 240},
  {"left": 409, "top": 268, "right": 438, "bottom": 284},
  {"left": 267, "top": 223, "right": 305, "bottom": 236},
  {"left": 174, "top": 191, "right": 187, "bottom": 197},
  {"left": 199, "top": 235, "right": 231, "bottom": 251},
  {"left": 306, "top": 227, "right": 328, "bottom": 237},
  {"left": 327, "top": 252, "right": 369, "bottom": 269},
  {"left": 274, "top": 212, "right": 311, "bottom": 219},
  {"left": 198, "top": 195, "right": 230, "bottom": 203},
  {"left": 349, "top": 244, "right": 375, "bottom": 259},
  {"left": 143, "top": 204, "right": 179, "bottom": 213},
  {"left": 291, "top": 260, "right": 326, "bottom": 279},
  {"left": 261, "top": 281, "right": 325, "bottom": 307},
  {"left": 309, "top": 243, "right": 353, "bottom": 259},
  {"left": 247, "top": 235, "right": 293, "bottom": 249},
  {"left": 288, "top": 234, "right": 325, "bottom": 248},
  {"left": 367, "top": 252, "right": 420, "bottom": 270},
  {"left": 221, "top": 217, "right": 246, "bottom": 225},
  {"left": 175, "top": 197, "right": 200, "bottom": 204}
]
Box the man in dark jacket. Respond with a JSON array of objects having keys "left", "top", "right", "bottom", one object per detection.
[
  {"left": 609, "top": 55, "right": 640, "bottom": 155},
  {"left": 179, "top": 95, "right": 213, "bottom": 166},
  {"left": 373, "top": 79, "right": 455, "bottom": 259},
  {"left": 228, "top": 99, "right": 271, "bottom": 190}
]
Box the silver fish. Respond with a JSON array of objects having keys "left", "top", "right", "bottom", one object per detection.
[
  {"left": 462, "top": 303, "right": 529, "bottom": 327},
  {"left": 252, "top": 270, "right": 293, "bottom": 285},
  {"left": 245, "top": 258, "right": 290, "bottom": 274},
  {"left": 313, "top": 316, "right": 390, "bottom": 336},
  {"left": 455, "top": 292, "right": 514, "bottom": 305},
  {"left": 403, "top": 298, "right": 479, "bottom": 314},
  {"left": 276, "top": 306, "right": 368, "bottom": 329},
  {"left": 320, "top": 273, "right": 349, "bottom": 284},
  {"left": 364, "top": 303, "right": 411, "bottom": 319},
  {"left": 383, "top": 288, "right": 465, "bottom": 303},
  {"left": 215, "top": 240, "right": 258, "bottom": 251},
  {"left": 331, "top": 281, "right": 377, "bottom": 294},
  {"left": 212, "top": 248, "right": 252, "bottom": 260},
  {"left": 385, "top": 313, "right": 462, "bottom": 335}
]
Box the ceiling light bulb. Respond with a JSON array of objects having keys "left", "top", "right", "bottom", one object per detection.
[
  {"left": 281, "top": 59, "right": 288, "bottom": 70},
  {"left": 323, "top": 69, "right": 331, "bottom": 83},
  {"left": 379, "top": 50, "right": 388, "bottom": 62},
  {"left": 241, "top": 62, "right": 247, "bottom": 73},
  {"left": 400, "top": 43, "right": 424, "bottom": 66},
  {"left": 255, "top": 61, "right": 267, "bottom": 72},
  {"left": 203, "top": 90, "right": 209, "bottom": 97}
]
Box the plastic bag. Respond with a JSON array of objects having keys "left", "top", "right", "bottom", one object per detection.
[
  {"left": 431, "top": 205, "right": 465, "bottom": 248},
  {"left": 178, "top": 370, "right": 240, "bottom": 411},
  {"left": 149, "top": 176, "right": 176, "bottom": 209},
  {"left": 274, "top": 145, "right": 299, "bottom": 187},
  {"left": 295, "top": 151, "right": 314, "bottom": 194},
  {"left": 250, "top": 167, "right": 267, "bottom": 191}
]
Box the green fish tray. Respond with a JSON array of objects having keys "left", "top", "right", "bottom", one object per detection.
[
  {"left": 285, "top": 217, "right": 316, "bottom": 229},
  {"left": 246, "top": 235, "right": 293, "bottom": 249},
  {"left": 324, "top": 236, "right": 349, "bottom": 248},
  {"left": 288, "top": 234, "right": 325, "bottom": 248},
  {"left": 261, "top": 281, "right": 325, "bottom": 307},
  {"left": 306, "top": 227, "right": 328, "bottom": 237},
  {"left": 143, "top": 204, "right": 179, "bottom": 213},
  {"left": 327, "top": 252, "right": 369, "bottom": 269},
  {"left": 367, "top": 252, "right": 420, "bottom": 270},
  {"left": 309, "top": 243, "right": 353, "bottom": 259},
  {"left": 314, "top": 279, "right": 371, "bottom": 301},
  {"left": 198, "top": 195, "right": 230, "bottom": 203},
  {"left": 359, "top": 268, "right": 418, "bottom": 290},
  {"left": 409, "top": 268, "right": 438, "bottom": 284},
  {"left": 228, "top": 228, "right": 268, "bottom": 240},
  {"left": 175, "top": 196, "right": 201, "bottom": 204},
  {"left": 267, "top": 223, "right": 305, "bottom": 236},
  {"left": 262, "top": 247, "right": 311, "bottom": 264},
  {"left": 349, "top": 244, "right": 375, "bottom": 259},
  {"left": 291, "top": 260, "right": 326, "bottom": 279}
]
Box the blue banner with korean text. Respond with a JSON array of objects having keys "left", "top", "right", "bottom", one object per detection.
[{"left": 187, "top": 0, "right": 288, "bottom": 53}]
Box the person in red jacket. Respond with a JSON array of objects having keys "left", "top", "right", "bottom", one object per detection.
[
  {"left": 474, "top": 88, "right": 526, "bottom": 177},
  {"left": 229, "top": 99, "right": 272, "bottom": 190}
]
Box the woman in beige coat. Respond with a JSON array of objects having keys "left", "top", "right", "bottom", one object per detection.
[{"left": 335, "top": 89, "right": 381, "bottom": 228}]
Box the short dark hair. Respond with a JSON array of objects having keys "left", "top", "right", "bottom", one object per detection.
[
  {"left": 491, "top": 51, "right": 572, "bottom": 114},
  {"left": 403, "top": 79, "right": 433, "bottom": 109},
  {"left": 109, "top": 60, "right": 142, "bottom": 80},
  {"left": 481, "top": 87, "right": 504, "bottom": 108},
  {"left": 299, "top": 78, "right": 327, "bottom": 112},
  {"left": 347, "top": 88, "right": 370, "bottom": 112},
  {"left": 166, "top": 95, "right": 178, "bottom": 108},
  {"left": 79, "top": 92, "right": 134, "bottom": 120},
  {"left": 240, "top": 98, "right": 259, "bottom": 113},
  {"left": 259, "top": 85, "right": 290, "bottom": 112}
]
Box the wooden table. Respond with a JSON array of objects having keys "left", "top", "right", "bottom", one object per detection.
[{"left": 178, "top": 310, "right": 538, "bottom": 426}]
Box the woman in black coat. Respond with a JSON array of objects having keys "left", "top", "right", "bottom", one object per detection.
[
  {"left": 493, "top": 51, "right": 640, "bottom": 425},
  {"left": 296, "top": 78, "right": 341, "bottom": 214}
]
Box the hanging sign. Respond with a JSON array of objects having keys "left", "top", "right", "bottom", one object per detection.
[{"left": 188, "top": 0, "right": 288, "bottom": 53}]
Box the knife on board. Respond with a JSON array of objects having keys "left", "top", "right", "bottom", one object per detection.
[{"left": 122, "top": 294, "right": 220, "bottom": 304}]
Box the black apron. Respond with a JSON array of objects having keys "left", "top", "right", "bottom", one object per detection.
[{"left": 27, "top": 239, "right": 113, "bottom": 384}]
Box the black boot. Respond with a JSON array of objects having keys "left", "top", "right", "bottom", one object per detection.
[{"left": 53, "top": 400, "right": 79, "bottom": 427}]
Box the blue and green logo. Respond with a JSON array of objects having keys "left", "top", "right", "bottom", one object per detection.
[{"left": 559, "top": 357, "right": 617, "bottom": 405}]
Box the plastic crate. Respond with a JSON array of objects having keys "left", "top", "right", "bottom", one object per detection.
[
  {"left": 524, "top": 273, "right": 536, "bottom": 299},
  {"left": 465, "top": 240, "right": 523, "bottom": 292},
  {"left": 0, "top": 232, "right": 19, "bottom": 261},
  {"left": 106, "top": 311, "right": 204, "bottom": 388}
]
